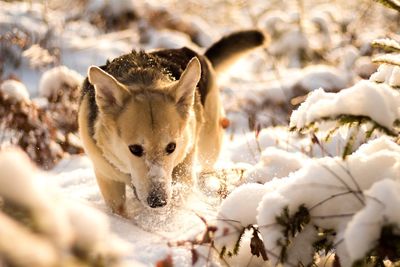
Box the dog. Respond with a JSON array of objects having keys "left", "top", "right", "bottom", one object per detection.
[{"left": 78, "top": 30, "right": 267, "bottom": 214}]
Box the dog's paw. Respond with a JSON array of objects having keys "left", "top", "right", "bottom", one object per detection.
[{"left": 113, "top": 203, "right": 129, "bottom": 218}]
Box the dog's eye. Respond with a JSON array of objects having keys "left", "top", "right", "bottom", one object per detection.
[
  {"left": 129, "top": 144, "right": 144, "bottom": 157},
  {"left": 165, "top": 142, "right": 176, "bottom": 154}
]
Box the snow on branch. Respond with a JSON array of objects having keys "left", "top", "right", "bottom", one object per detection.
[
  {"left": 370, "top": 63, "right": 400, "bottom": 87},
  {"left": 374, "top": 0, "right": 400, "bottom": 12},
  {"left": 372, "top": 38, "right": 400, "bottom": 53},
  {"left": 290, "top": 80, "right": 400, "bottom": 134},
  {"left": 344, "top": 179, "right": 400, "bottom": 264},
  {"left": 372, "top": 53, "right": 400, "bottom": 67}
]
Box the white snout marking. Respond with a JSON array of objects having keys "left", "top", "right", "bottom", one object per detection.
[{"left": 146, "top": 160, "right": 167, "bottom": 184}]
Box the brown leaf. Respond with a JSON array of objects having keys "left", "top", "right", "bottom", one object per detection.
[
  {"left": 250, "top": 230, "right": 268, "bottom": 261},
  {"left": 191, "top": 248, "right": 199, "bottom": 265},
  {"left": 156, "top": 254, "right": 174, "bottom": 267}
]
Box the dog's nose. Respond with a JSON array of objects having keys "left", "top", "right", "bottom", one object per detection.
[{"left": 147, "top": 189, "right": 167, "bottom": 208}]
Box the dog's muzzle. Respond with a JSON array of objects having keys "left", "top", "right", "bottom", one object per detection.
[{"left": 147, "top": 186, "right": 167, "bottom": 208}]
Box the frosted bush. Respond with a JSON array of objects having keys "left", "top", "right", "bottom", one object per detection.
[
  {"left": 290, "top": 80, "right": 400, "bottom": 131},
  {"left": 0, "top": 148, "right": 132, "bottom": 267},
  {"left": 344, "top": 179, "right": 400, "bottom": 264},
  {"left": 216, "top": 134, "right": 400, "bottom": 266},
  {"left": 256, "top": 138, "right": 400, "bottom": 266},
  {"left": 38, "top": 66, "right": 83, "bottom": 99},
  {"left": 0, "top": 80, "right": 30, "bottom": 103},
  {"left": 243, "top": 147, "right": 308, "bottom": 184},
  {"left": 215, "top": 183, "right": 268, "bottom": 256}
]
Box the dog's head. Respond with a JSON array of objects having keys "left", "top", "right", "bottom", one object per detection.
[{"left": 88, "top": 58, "right": 201, "bottom": 208}]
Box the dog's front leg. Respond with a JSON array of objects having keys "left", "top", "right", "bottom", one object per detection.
[{"left": 95, "top": 172, "right": 126, "bottom": 216}]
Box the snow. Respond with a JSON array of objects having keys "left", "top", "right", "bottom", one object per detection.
[
  {"left": 389, "top": 66, "right": 400, "bottom": 87},
  {"left": 59, "top": 31, "right": 135, "bottom": 76},
  {"left": 290, "top": 80, "right": 400, "bottom": 131},
  {"left": 0, "top": 148, "right": 142, "bottom": 266},
  {"left": 243, "top": 147, "right": 308, "bottom": 184},
  {"left": 86, "top": 0, "right": 139, "bottom": 16},
  {"left": 293, "top": 46, "right": 359, "bottom": 92},
  {"left": 372, "top": 38, "right": 400, "bottom": 51},
  {"left": 373, "top": 53, "right": 400, "bottom": 66},
  {"left": 1, "top": 0, "right": 400, "bottom": 266},
  {"left": 293, "top": 65, "right": 349, "bottom": 92},
  {"left": 344, "top": 179, "right": 400, "bottom": 263},
  {"left": 353, "top": 135, "right": 400, "bottom": 155},
  {"left": 255, "top": 137, "right": 400, "bottom": 266},
  {"left": 38, "top": 66, "right": 83, "bottom": 99},
  {"left": 0, "top": 148, "right": 73, "bottom": 249},
  {"left": 214, "top": 183, "right": 267, "bottom": 254},
  {"left": 0, "top": 79, "right": 30, "bottom": 103},
  {"left": 371, "top": 61, "right": 400, "bottom": 88},
  {"left": 0, "top": 211, "right": 58, "bottom": 267}
]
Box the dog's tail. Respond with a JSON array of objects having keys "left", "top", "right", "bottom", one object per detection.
[{"left": 204, "top": 30, "right": 268, "bottom": 74}]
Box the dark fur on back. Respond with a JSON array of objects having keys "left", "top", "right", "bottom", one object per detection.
[{"left": 81, "top": 47, "right": 211, "bottom": 136}]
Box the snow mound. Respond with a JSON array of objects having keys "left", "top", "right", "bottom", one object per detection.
[
  {"left": 0, "top": 148, "right": 134, "bottom": 267},
  {"left": 228, "top": 127, "right": 302, "bottom": 164},
  {"left": 214, "top": 183, "right": 268, "bottom": 255},
  {"left": 86, "top": 0, "right": 139, "bottom": 16},
  {"left": 294, "top": 65, "right": 349, "bottom": 92},
  {"left": 0, "top": 147, "right": 73, "bottom": 249},
  {"left": 38, "top": 66, "right": 84, "bottom": 99},
  {"left": 290, "top": 79, "right": 400, "bottom": 130},
  {"left": 370, "top": 63, "right": 400, "bottom": 87},
  {"left": 344, "top": 179, "right": 400, "bottom": 263},
  {"left": 353, "top": 135, "right": 400, "bottom": 155},
  {"left": 0, "top": 79, "right": 30, "bottom": 103},
  {"left": 144, "top": 28, "right": 199, "bottom": 50},
  {"left": 243, "top": 147, "right": 308, "bottom": 184}
]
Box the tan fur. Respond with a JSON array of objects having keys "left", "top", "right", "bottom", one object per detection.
[
  {"left": 79, "top": 31, "right": 266, "bottom": 214},
  {"left": 79, "top": 58, "right": 206, "bottom": 212}
]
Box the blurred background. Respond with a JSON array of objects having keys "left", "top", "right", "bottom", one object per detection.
[
  {"left": 0, "top": 2, "right": 400, "bottom": 267},
  {"left": 0, "top": 0, "right": 398, "bottom": 168}
]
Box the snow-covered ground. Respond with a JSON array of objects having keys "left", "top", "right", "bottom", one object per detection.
[{"left": 1, "top": 0, "right": 400, "bottom": 266}]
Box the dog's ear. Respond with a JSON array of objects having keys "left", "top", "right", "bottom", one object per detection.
[
  {"left": 173, "top": 57, "right": 201, "bottom": 111},
  {"left": 88, "top": 66, "right": 129, "bottom": 112}
]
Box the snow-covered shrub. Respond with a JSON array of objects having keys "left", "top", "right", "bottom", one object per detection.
[
  {"left": 0, "top": 147, "right": 135, "bottom": 267},
  {"left": 85, "top": 0, "right": 140, "bottom": 32},
  {"left": 290, "top": 76, "right": 400, "bottom": 158},
  {"left": 214, "top": 32, "right": 400, "bottom": 266},
  {"left": 0, "top": 1, "right": 61, "bottom": 70},
  {"left": 0, "top": 67, "right": 84, "bottom": 168},
  {"left": 344, "top": 179, "right": 400, "bottom": 265},
  {"left": 39, "top": 66, "right": 83, "bottom": 100},
  {"left": 39, "top": 66, "right": 84, "bottom": 155},
  {"left": 243, "top": 147, "right": 308, "bottom": 184},
  {"left": 261, "top": 11, "right": 310, "bottom": 68},
  {"left": 0, "top": 79, "right": 30, "bottom": 103},
  {"left": 215, "top": 136, "right": 400, "bottom": 266},
  {"left": 0, "top": 88, "right": 63, "bottom": 169},
  {"left": 257, "top": 137, "right": 400, "bottom": 266}
]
